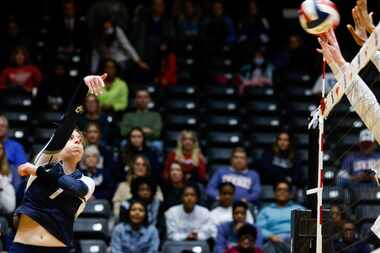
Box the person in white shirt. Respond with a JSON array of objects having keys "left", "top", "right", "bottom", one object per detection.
[
  {"left": 211, "top": 182, "right": 254, "bottom": 227},
  {"left": 165, "top": 184, "right": 216, "bottom": 241}
]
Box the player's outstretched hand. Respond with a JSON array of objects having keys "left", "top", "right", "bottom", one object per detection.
[
  {"left": 83, "top": 74, "right": 107, "bottom": 96},
  {"left": 317, "top": 29, "right": 347, "bottom": 71},
  {"left": 18, "top": 162, "right": 37, "bottom": 177},
  {"left": 356, "top": 0, "right": 375, "bottom": 33}
]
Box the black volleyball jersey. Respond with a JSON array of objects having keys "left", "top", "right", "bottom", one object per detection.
[{"left": 15, "top": 162, "right": 94, "bottom": 245}]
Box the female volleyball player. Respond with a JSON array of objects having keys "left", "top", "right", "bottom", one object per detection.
[
  {"left": 9, "top": 74, "right": 106, "bottom": 253},
  {"left": 317, "top": 2, "right": 380, "bottom": 242}
]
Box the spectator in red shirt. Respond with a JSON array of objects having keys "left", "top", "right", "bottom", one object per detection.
[
  {"left": 164, "top": 130, "right": 207, "bottom": 182},
  {"left": 0, "top": 46, "right": 42, "bottom": 93},
  {"left": 156, "top": 41, "right": 177, "bottom": 87}
]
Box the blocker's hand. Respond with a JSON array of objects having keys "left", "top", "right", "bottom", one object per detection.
[
  {"left": 83, "top": 73, "right": 107, "bottom": 96},
  {"left": 18, "top": 162, "right": 37, "bottom": 177},
  {"left": 356, "top": 0, "right": 375, "bottom": 33},
  {"left": 317, "top": 29, "right": 347, "bottom": 72}
]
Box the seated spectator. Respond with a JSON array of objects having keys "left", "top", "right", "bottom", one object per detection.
[
  {"left": 78, "top": 95, "right": 111, "bottom": 142},
  {"left": 111, "top": 200, "right": 159, "bottom": 253},
  {"left": 236, "top": 49, "right": 273, "bottom": 94},
  {"left": 0, "top": 115, "right": 26, "bottom": 189},
  {"left": 162, "top": 161, "right": 206, "bottom": 211},
  {"left": 215, "top": 201, "right": 262, "bottom": 253},
  {"left": 334, "top": 220, "right": 371, "bottom": 253},
  {"left": 238, "top": 0, "right": 270, "bottom": 49},
  {"left": 120, "top": 89, "right": 162, "bottom": 145},
  {"left": 200, "top": 0, "right": 237, "bottom": 45},
  {"left": 177, "top": 0, "right": 201, "bottom": 40},
  {"left": 120, "top": 176, "right": 163, "bottom": 226},
  {"left": 165, "top": 184, "right": 215, "bottom": 241},
  {"left": 225, "top": 224, "right": 264, "bottom": 253},
  {"left": 91, "top": 19, "right": 149, "bottom": 73},
  {"left": 121, "top": 127, "right": 160, "bottom": 179},
  {"left": 35, "top": 60, "right": 75, "bottom": 111},
  {"left": 207, "top": 147, "right": 261, "bottom": 204},
  {"left": 259, "top": 131, "right": 303, "bottom": 187},
  {"left": 211, "top": 182, "right": 254, "bottom": 227},
  {"left": 113, "top": 155, "right": 163, "bottom": 217},
  {"left": 97, "top": 59, "right": 128, "bottom": 112},
  {"left": 331, "top": 204, "right": 347, "bottom": 239},
  {"left": 336, "top": 129, "right": 380, "bottom": 189},
  {"left": 0, "top": 141, "right": 16, "bottom": 214},
  {"left": 256, "top": 180, "right": 304, "bottom": 253},
  {"left": 80, "top": 145, "right": 115, "bottom": 200},
  {"left": 164, "top": 130, "right": 207, "bottom": 182},
  {"left": 84, "top": 122, "right": 118, "bottom": 179},
  {"left": 0, "top": 46, "right": 42, "bottom": 93}
]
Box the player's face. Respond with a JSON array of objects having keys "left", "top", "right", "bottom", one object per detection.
[
  {"left": 231, "top": 151, "right": 247, "bottom": 171},
  {"left": 182, "top": 187, "right": 197, "bottom": 209},
  {"left": 129, "top": 202, "right": 146, "bottom": 225},
  {"left": 138, "top": 183, "right": 152, "bottom": 202},
  {"left": 277, "top": 133, "right": 290, "bottom": 151},
  {"left": 133, "top": 157, "right": 148, "bottom": 177},
  {"left": 233, "top": 206, "right": 247, "bottom": 223},
  {"left": 61, "top": 130, "right": 84, "bottom": 163},
  {"left": 169, "top": 163, "right": 184, "bottom": 183},
  {"left": 130, "top": 130, "right": 144, "bottom": 148},
  {"left": 219, "top": 185, "right": 235, "bottom": 207}
]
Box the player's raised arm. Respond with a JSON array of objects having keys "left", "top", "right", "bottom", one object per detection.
[{"left": 33, "top": 74, "right": 106, "bottom": 167}]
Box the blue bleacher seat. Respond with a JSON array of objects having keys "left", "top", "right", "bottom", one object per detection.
[
  {"left": 81, "top": 200, "right": 111, "bottom": 219},
  {"left": 73, "top": 218, "right": 109, "bottom": 240},
  {"left": 162, "top": 240, "right": 210, "bottom": 253},
  {"left": 79, "top": 240, "right": 107, "bottom": 253}
]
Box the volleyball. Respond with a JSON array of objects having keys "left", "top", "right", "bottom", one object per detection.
[{"left": 299, "top": 0, "right": 340, "bottom": 35}]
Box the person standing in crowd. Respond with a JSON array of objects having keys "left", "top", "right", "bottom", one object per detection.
[
  {"left": 207, "top": 147, "right": 261, "bottom": 204},
  {"left": 97, "top": 59, "right": 128, "bottom": 112},
  {"left": 164, "top": 130, "right": 207, "bottom": 182},
  {"left": 336, "top": 129, "right": 380, "bottom": 189},
  {"left": 165, "top": 184, "right": 215, "bottom": 241},
  {"left": 0, "top": 115, "right": 26, "bottom": 189},
  {"left": 215, "top": 201, "right": 262, "bottom": 253},
  {"left": 111, "top": 200, "right": 159, "bottom": 253},
  {"left": 259, "top": 131, "right": 303, "bottom": 187},
  {"left": 256, "top": 180, "right": 304, "bottom": 253},
  {"left": 91, "top": 19, "right": 149, "bottom": 73},
  {"left": 0, "top": 46, "right": 42, "bottom": 93},
  {"left": 211, "top": 182, "right": 254, "bottom": 227},
  {"left": 120, "top": 89, "right": 163, "bottom": 144},
  {"left": 177, "top": 0, "right": 201, "bottom": 40}
]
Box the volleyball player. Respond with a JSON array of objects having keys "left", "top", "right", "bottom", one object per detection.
[
  {"left": 9, "top": 74, "right": 106, "bottom": 253},
  {"left": 317, "top": 1, "right": 380, "bottom": 242}
]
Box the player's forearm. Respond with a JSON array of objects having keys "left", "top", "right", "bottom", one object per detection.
[
  {"left": 44, "top": 80, "right": 88, "bottom": 153},
  {"left": 345, "top": 75, "right": 380, "bottom": 143},
  {"left": 371, "top": 51, "right": 380, "bottom": 72}
]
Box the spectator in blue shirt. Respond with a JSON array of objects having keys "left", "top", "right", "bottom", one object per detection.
[
  {"left": 207, "top": 147, "right": 261, "bottom": 204},
  {"left": 256, "top": 180, "right": 304, "bottom": 253},
  {"left": 0, "top": 115, "right": 26, "bottom": 189},
  {"left": 336, "top": 129, "right": 380, "bottom": 189},
  {"left": 111, "top": 200, "right": 159, "bottom": 253},
  {"left": 215, "top": 201, "right": 263, "bottom": 253},
  {"left": 334, "top": 220, "right": 371, "bottom": 253}
]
